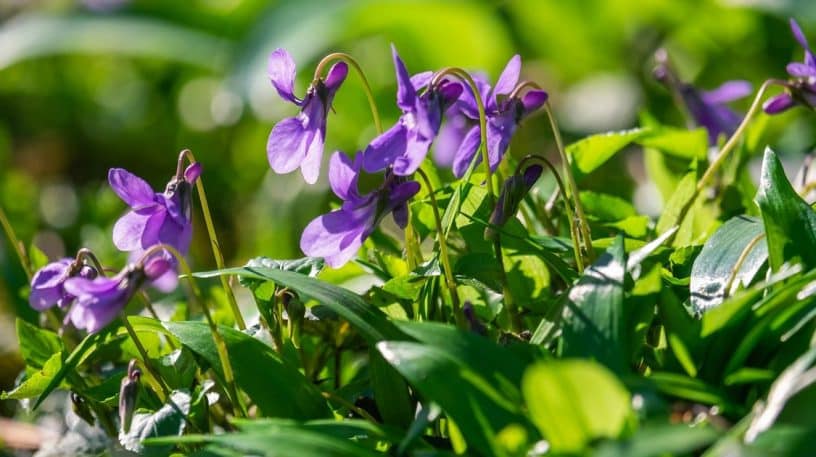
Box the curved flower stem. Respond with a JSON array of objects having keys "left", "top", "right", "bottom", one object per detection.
[
  {"left": 671, "top": 80, "right": 779, "bottom": 239},
  {"left": 414, "top": 168, "right": 463, "bottom": 326},
  {"left": 140, "top": 244, "right": 246, "bottom": 418},
  {"left": 432, "top": 67, "right": 494, "bottom": 200},
  {"left": 179, "top": 149, "right": 246, "bottom": 331},
  {"left": 544, "top": 101, "right": 594, "bottom": 264},
  {"left": 0, "top": 205, "right": 32, "bottom": 281},
  {"left": 516, "top": 155, "right": 585, "bottom": 273},
  {"left": 313, "top": 52, "right": 383, "bottom": 135},
  {"left": 723, "top": 233, "right": 765, "bottom": 299}
]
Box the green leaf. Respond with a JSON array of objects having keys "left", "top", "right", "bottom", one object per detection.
[
  {"left": 161, "top": 320, "right": 330, "bottom": 420},
  {"left": 16, "top": 318, "right": 63, "bottom": 369},
  {"left": 33, "top": 330, "right": 109, "bottom": 409},
  {"left": 567, "top": 128, "right": 647, "bottom": 180},
  {"left": 120, "top": 389, "right": 191, "bottom": 456},
  {"left": 522, "top": 360, "right": 632, "bottom": 454},
  {"left": 156, "top": 348, "right": 197, "bottom": 390},
  {"left": 28, "top": 242, "right": 49, "bottom": 271},
  {"left": 561, "top": 236, "right": 627, "bottom": 373},
  {"left": 580, "top": 191, "right": 637, "bottom": 221},
  {"left": 151, "top": 427, "right": 384, "bottom": 457},
  {"left": 755, "top": 147, "right": 816, "bottom": 272},
  {"left": 377, "top": 340, "right": 533, "bottom": 456},
  {"left": 194, "top": 267, "right": 406, "bottom": 343},
  {"left": 655, "top": 169, "right": 697, "bottom": 238},
  {"left": 1, "top": 352, "right": 62, "bottom": 400},
  {"left": 690, "top": 216, "right": 768, "bottom": 313},
  {"left": 369, "top": 347, "right": 414, "bottom": 428},
  {"left": 594, "top": 423, "right": 719, "bottom": 457},
  {"left": 637, "top": 126, "right": 708, "bottom": 160}
]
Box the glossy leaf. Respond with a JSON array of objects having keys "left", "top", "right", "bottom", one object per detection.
[
  {"left": 161, "top": 320, "right": 330, "bottom": 419},
  {"left": 194, "top": 267, "right": 407, "bottom": 343},
  {"left": 561, "top": 236, "right": 627, "bottom": 373},
  {"left": 567, "top": 128, "right": 647, "bottom": 180},
  {"left": 690, "top": 216, "right": 768, "bottom": 313},
  {"left": 755, "top": 147, "right": 816, "bottom": 272}
]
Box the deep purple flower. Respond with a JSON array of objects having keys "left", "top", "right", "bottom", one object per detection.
[
  {"left": 362, "top": 45, "right": 463, "bottom": 176},
  {"left": 435, "top": 55, "right": 548, "bottom": 177},
  {"left": 485, "top": 164, "right": 543, "bottom": 240},
  {"left": 654, "top": 51, "right": 751, "bottom": 145},
  {"left": 267, "top": 49, "right": 348, "bottom": 184},
  {"left": 29, "top": 258, "right": 97, "bottom": 311},
  {"left": 109, "top": 163, "right": 200, "bottom": 256},
  {"left": 64, "top": 258, "right": 168, "bottom": 333},
  {"left": 301, "top": 151, "right": 420, "bottom": 267},
  {"left": 764, "top": 19, "right": 816, "bottom": 114}
]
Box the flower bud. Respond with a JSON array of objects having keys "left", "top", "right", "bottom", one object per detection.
[
  {"left": 119, "top": 360, "right": 141, "bottom": 433},
  {"left": 485, "top": 165, "right": 542, "bottom": 241}
]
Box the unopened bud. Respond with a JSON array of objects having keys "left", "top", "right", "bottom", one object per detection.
[{"left": 119, "top": 360, "right": 141, "bottom": 433}]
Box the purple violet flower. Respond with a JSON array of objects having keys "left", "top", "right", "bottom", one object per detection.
[
  {"left": 654, "top": 51, "right": 752, "bottom": 145},
  {"left": 29, "top": 258, "right": 97, "bottom": 311},
  {"left": 267, "top": 48, "right": 348, "bottom": 184},
  {"left": 435, "top": 55, "right": 548, "bottom": 177},
  {"left": 301, "top": 151, "right": 420, "bottom": 267},
  {"left": 362, "top": 45, "right": 463, "bottom": 176},
  {"left": 64, "top": 257, "right": 169, "bottom": 333},
  {"left": 764, "top": 19, "right": 816, "bottom": 114},
  {"left": 109, "top": 163, "right": 201, "bottom": 256}
]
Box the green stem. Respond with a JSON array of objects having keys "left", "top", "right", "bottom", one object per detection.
[
  {"left": 180, "top": 149, "right": 246, "bottom": 331},
  {"left": 313, "top": 52, "right": 383, "bottom": 135},
  {"left": 516, "top": 155, "right": 585, "bottom": 273},
  {"left": 723, "top": 233, "right": 765, "bottom": 299},
  {"left": 0, "top": 205, "right": 32, "bottom": 281},
  {"left": 415, "top": 169, "right": 463, "bottom": 326},
  {"left": 122, "top": 318, "right": 173, "bottom": 400},
  {"left": 671, "top": 79, "right": 778, "bottom": 238},
  {"left": 140, "top": 243, "right": 246, "bottom": 418},
  {"left": 544, "top": 101, "right": 594, "bottom": 264}
]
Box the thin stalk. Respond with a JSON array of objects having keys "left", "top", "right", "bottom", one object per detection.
[
  {"left": 140, "top": 244, "right": 246, "bottom": 418},
  {"left": 82, "top": 250, "right": 173, "bottom": 400},
  {"left": 671, "top": 79, "right": 779, "bottom": 238},
  {"left": 544, "top": 101, "right": 594, "bottom": 263},
  {"left": 320, "top": 390, "right": 379, "bottom": 423},
  {"left": 415, "top": 168, "right": 463, "bottom": 326},
  {"left": 179, "top": 149, "right": 246, "bottom": 330},
  {"left": 432, "top": 67, "right": 493, "bottom": 200},
  {"left": 121, "top": 318, "right": 173, "bottom": 400},
  {"left": 723, "top": 233, "right": 765, "bottom": 299},
  {"left": 0, "top": 205, "right": 32, "bottom": 281},
  {"left": 517, "top": 155, "right": 585, "bottom": 273},
  {"left": 313, "top": 52, "right": 383, "bottom": 135}
]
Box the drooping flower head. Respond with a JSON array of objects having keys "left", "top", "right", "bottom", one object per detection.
[
  {"left": 435, "top": 55, "right": 548, "bottom": 177},
  {"left": 301, "top": 151, "right": 420, "bottom": 267},
  {"left": 109, "top": 162, "right": 201, "bottom": 256},
  {"left": 485, "top": 164, "right": 543, "bottom": 241},
  {"left": 362, "top": 45, "right": 463, "bottom": 176},
  {"left": 764, "top": 19, "right": 816, "bottom": 114},
  {"left": 267, "top": 49, "right": 348, "bottom": 184},
  {"left": 654, "top": 49, "right": 752, "bottom": 145},
  {"left": 64, "top": 256, "right": 169, "bottom": 333},
  {"left": 29, "top": 258, "right": 98, "bottom": 311}
]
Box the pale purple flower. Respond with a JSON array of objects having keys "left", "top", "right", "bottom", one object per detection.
[
  {"left": 362, "top": 45, "right": 463, "bottom": 176},
  {"left": 764, "top": 19, "right": 816, "bottom": 114},
  {"left": 29, "top": 258, "right": 97, "bottom": 311},
  {"left": 435, "top": 55, "right": 548, "bottom": 177},
  {"left": 267, "top": 48, "right": 348, "bottom": 184},
  {"left": 654, "top": 50, "right": 751, "bottom": 144},
  {"left": 301, "top": 151, "right": 420, "bottom": 267},
  {"left": 109, "top": 163, "right": 201, "bottom": 256},
  {"left": 64, "top": 258, "right": 169, "bottom": 333}
]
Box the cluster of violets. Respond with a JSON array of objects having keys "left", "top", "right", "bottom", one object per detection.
[
  {"left": 29, "top": 159, "right": 201, "bottom": 333},
  {"left": 24, "top": 18, "right": 816, "bottom": 335},
  {"left": 267, "top": 45, "right": 548, "bottom": 268}
]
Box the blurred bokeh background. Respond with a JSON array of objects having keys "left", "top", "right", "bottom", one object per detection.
[{"left": 1, "top": 0, "right": 816, "bottom": 417}]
